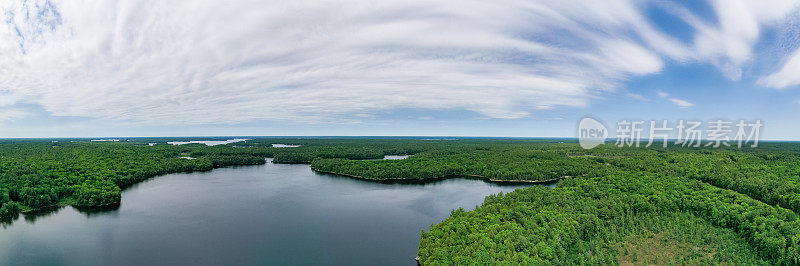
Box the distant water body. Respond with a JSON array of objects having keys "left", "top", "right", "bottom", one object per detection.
[
  {"left": 379, "top": 155, "right": 411, "bottom": 160},
  {"left": 0, "top": 161, "right": 552, "bottom": 265},
  {"left": 271, "top": 144, "right": 301, "bottom": 148},
  {"left": 167, "top": 138, "right": 249, "bottom": 146}
]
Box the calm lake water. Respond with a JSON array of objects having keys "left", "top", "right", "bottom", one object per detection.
[
  {"left": 0, "top": 160, "right": 550, "bottom": 265},
  {"left": 270, "top": 144, "right": 301, "bottom": 148},
  {"left": 167, "top": 139, "right": 249, "bottom": 146}
]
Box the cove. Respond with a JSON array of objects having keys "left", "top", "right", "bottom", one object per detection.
[{"left": 0, "top": 160, "right": 553, "bottom": 265}]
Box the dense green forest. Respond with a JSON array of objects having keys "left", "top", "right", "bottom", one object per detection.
[
  {"left": 311, "top": 144, "right": 601, "bottom": 182},
  {"left": 305, "top": 139, "right": 800, "bottom": 264},
  {"left": 3, "top": 138, "right": 800, "bottom": 264},
  {"left": 412, "top": 143, "right": 800, "bottom": 265}
]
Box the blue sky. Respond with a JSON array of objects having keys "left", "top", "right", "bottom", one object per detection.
[{"left": 1, "top": 0, "right": 800, "bottom": 139}]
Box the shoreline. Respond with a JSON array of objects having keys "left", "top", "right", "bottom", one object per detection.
[
  {"left": 11, "top": 160, "right": 272, "bottom": 217},
  {"left": 12, "top": 159, "right": 563, "bottom": 218},
  {"left": 310, "top": 167, "right": 564, "bottom": 185}
]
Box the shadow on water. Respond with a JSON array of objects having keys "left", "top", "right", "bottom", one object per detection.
[
  {"left": 2, "top": 203, "right": 122, "bottom": 227},
  {"left": 22, "top": 206, "right": 65, "bottom": 224},
  {"left": 0, "top": 214, "right": 18, "bottom": 227},
  {"left": 73, "top": 203, "right": 121, "bottom": 217}
]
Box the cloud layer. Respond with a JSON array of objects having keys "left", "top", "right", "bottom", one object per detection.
[{"left": 0, "top": 0, "right": 798, "bottom": 125}]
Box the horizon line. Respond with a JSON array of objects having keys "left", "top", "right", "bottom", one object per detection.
[{"left": 1, "top": 136, "right": 799, "bottom": 142}]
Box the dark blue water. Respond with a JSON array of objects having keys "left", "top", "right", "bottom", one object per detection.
[{"left": 0, "top": 160, "right": 549, "bottom": 265}]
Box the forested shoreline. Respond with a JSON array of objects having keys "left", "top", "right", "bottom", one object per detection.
[
  {"left": 3, "top": 138, "right": 800, "bottom": 264},
  {"left": 413, "top": 142, "right": 800, "bottom": 264},
  {"left": 0, "top": 138, "right": 456, "bottom": 219},
  {"left": 311, "top": 167, "right": 561, "bottom": 184}
]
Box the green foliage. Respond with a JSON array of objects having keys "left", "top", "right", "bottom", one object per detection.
[
  {"left": 312, "top": 147, "right": 601, "bottom": 181},
  {"left": 72, "top": 179, "right": 121, "bottom": 206},
  {"left": 419, "top": 174, "right": 793, "bottom": 264},
  {"left": 0, "top": 137, "right": 461, "bottom": 217},
  {"left": 0, "top": 141, "right": 275, "bottom": 217},
  {"left": 417, "top": 142, "right": 800, "bottom": 265},
  {"left": 5, "top": 138, "right": 800, "bottom": 265}
]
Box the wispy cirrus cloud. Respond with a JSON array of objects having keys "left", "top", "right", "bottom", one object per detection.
[
  {"left": 760, "top": 47, "right": 800, "bottom": 88},
  {"left": 668, "top": 98, "right": 695, "bottom": 108},
  {"left": 626, "top": 93, "right": 649, "bottom": 101},
  {"left": 0, "top": 0, "right": 796, "bottom": 127},
  {"left": 660, "top": 0, "right": 800, "bottom": 80},
  {"left": 657, "top": 90, "right": 694, "bottom": 108}
]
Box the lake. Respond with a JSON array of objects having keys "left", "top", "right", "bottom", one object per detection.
[
  {"left": 167, "top": 139, "right": 249, "bottom": 146},
  {"left": 271, "top": 144, "right": 301, "bottom": 148},
  {"left": 0, "top": 160, "right": 551, "bottom": 265}
]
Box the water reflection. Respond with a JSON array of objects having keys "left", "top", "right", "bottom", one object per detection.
[
  {"left": 0, "top": 162, "right": 550, "bottom": 265},
  {"left": 22, "top": 206, "right": 64, "bottom": 224},
  {"left": 73, "top": 203, "right": 121, "bottom": 217},
  {"left": 0, "top": 214, "right": 17, "bottom": 227}
]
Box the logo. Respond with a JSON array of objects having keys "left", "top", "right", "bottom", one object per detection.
[{"left": 577, "top": 117, "right": 608, "bottom": 149}]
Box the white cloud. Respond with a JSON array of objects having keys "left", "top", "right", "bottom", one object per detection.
[
  {"left": 760, "top": 47, "right": 800, "bottom": 88},
  {"left": 656, "top": 90, "right": 693, "bottom": 108},
  {"left": 0, "top": 91, "right": 21, "bottom": 107},
  {"left": 662, "top": 0, "right": 800, "bottom": 80},
  {"left": 0, "top": 0, "right": 681, "bottom": 125},
  {"left": 668, "top": 98, "right": 695, "bottom": 108},
  {"left": 0, "top": 0, "right": 795, "bottom": 126},
  {"left": 0, "top": 108, "right": 29, "bottom": 121},
  {"left": 626, "top": 93, "right": 648, "bottom": 101}
]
